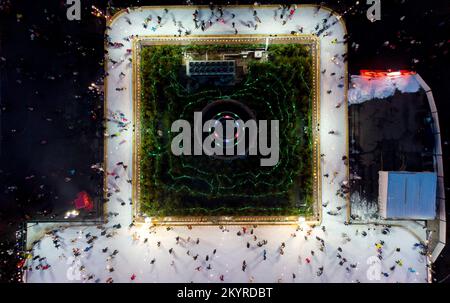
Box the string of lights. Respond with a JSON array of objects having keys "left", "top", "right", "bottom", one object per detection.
[{"left": 139, "top": 44, "right": 314, "bottom": 216}]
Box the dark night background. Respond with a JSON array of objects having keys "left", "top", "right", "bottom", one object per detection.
[{"left": 0, "top": 0, "right": 449, "bottom": 282}]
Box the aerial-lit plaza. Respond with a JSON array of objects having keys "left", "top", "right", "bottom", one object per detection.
[{"left": 0, "top": 2, "right": 447, "bottom": 287}]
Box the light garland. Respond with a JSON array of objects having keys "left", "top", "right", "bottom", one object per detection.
[{"left": 139, "top": 44, "right": 314, "bottom": 216}]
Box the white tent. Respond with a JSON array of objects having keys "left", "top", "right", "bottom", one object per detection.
[{"left": 378, "top": 171, "right": 437, "bottom": 220}]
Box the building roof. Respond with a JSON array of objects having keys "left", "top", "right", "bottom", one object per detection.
[{"left": 378, "top": 171, "right": 437, "bottom": 219}]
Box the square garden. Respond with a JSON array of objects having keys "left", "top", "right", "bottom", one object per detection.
[{"left": 133, "top": 36, "right": 320, "bottom": 219}]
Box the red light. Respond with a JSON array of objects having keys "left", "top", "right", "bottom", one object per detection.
[{"left": 360, "top": 69, "right": 416, "bottom": 78}]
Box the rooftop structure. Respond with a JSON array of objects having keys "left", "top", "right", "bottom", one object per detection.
[{"left": 378, "top": 171, "right": 437, "bottom": 220}]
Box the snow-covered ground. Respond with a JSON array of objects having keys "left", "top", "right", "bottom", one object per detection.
[{"left": 24, "top": 5, "right": 429, "bottom": 283}]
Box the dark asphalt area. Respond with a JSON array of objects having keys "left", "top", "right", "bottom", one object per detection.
[{"left": 0, "top": 1, "right": 105, "bottom": 225}]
